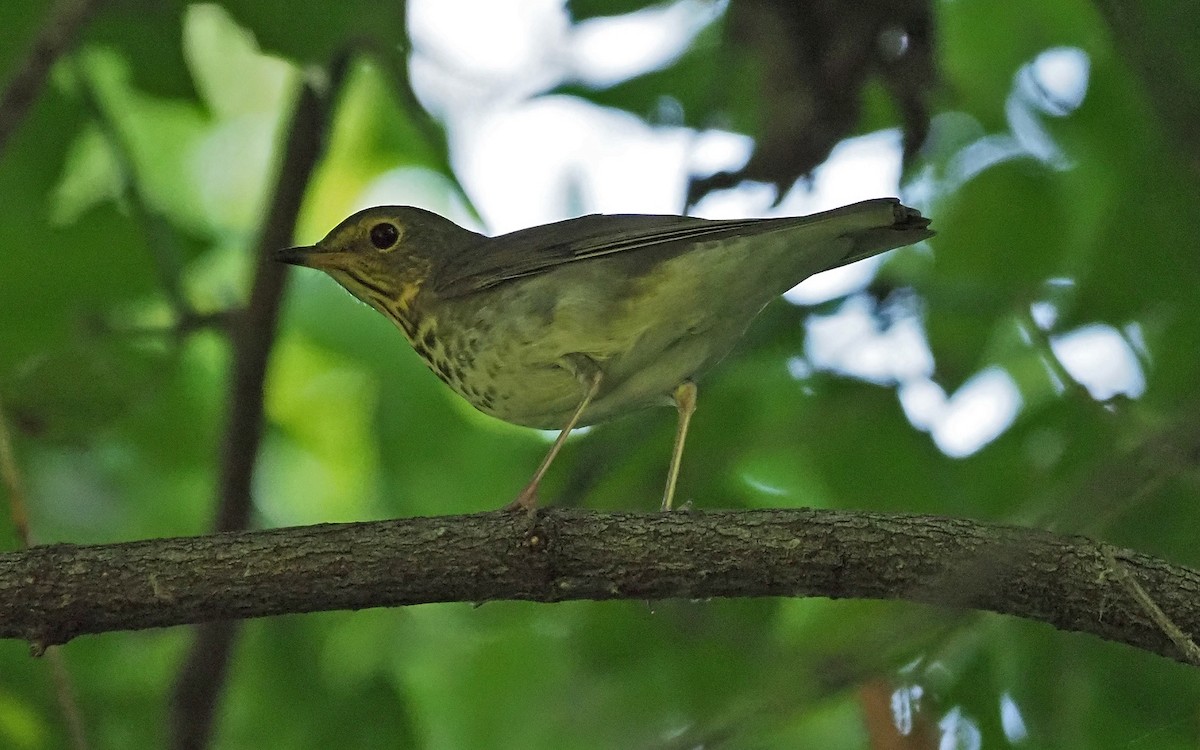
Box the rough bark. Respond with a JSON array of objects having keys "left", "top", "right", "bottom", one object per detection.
[{"left": 2, "top": 508, "right": 1197, "bottom": 664}]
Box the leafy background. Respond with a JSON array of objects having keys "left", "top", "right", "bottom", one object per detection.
[{"left": 2, "top": 0, "right": 1199, "bottom": 748}]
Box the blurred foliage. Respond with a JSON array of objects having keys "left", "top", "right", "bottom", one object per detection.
[
  {"left": 561, "top": 0, "right": 936, "bottom": 204},
  {"left": 2, "top": 0, "right": 1200, "bottom": 748}
]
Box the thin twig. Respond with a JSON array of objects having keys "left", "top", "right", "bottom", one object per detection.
[
  {"left": 0, "top": 398, "right": 32, "bottom": 548},
  {"left": 1102, "top": 545, "right": 1200, "bottom": 665},
  {"left": 0, "top": 398, "right": 90, "bottom": 749},
  {"left": 87, "top": 309, "right": 239, "bottom": 341},
  {"left": 0, "top": 0, "right": 101, "bottom": 158},
  {"left": 169, "top": 57, "right": 347, "bottom": 750},
  {"left": 1017, "top": 307, "right": 1096, "bottom": 404},
  {"left": 48, "top": 649, "right": 90, "bottom": 750}
]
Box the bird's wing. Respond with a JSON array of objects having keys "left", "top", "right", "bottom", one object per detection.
[
  {"left": 434, "top": 213, "right": 757, "bottom": 297},
  {"left": 433, "top": 199, "right": 931, "bottom": 298}
]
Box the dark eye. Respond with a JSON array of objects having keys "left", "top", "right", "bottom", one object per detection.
[{"left": 369, "top": 222, "right": 400, "bottom": 250}]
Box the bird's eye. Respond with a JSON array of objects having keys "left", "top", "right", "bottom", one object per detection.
[{"left": 369, "top": 222, "right": 401, "bottom": 251}]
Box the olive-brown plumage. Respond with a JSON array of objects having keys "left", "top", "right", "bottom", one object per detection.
[{"left": 277, "top": 198, "right": 933, "bottom": 510}]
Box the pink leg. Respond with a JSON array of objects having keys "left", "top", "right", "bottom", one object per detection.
[
  {"left": 661, "top": 380, "right": 697, "bottom": 511},
  {"left": 506, "top": 369, "right": 603, "bottom": 512}
]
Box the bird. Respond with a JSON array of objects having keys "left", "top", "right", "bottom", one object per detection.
[{"left": 276, "top": 198, "right": 933, "bottom": 511}]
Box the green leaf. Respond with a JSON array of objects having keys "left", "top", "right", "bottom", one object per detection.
[
  {"left": 552, "top": 22, "right": 760, "bottom": 135},
  {"left": 215, "top": 0, "right": 406, "bottom": 65},
  {"left": 566, "top": 0, "right": 670, "bottom": 22},
  {"left": 83, "top": 0, "right": 195, "bottom": 100}
]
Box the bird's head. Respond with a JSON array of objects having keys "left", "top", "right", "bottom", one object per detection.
[{"left": 276, "top": 205, "right": 480, "bottom": 317}]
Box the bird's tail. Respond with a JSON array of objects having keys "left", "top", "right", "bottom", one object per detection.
[{"left": 821, "top": 198, "right": 934, "bottom": 271}]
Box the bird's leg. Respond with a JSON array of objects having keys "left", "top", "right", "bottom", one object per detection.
[
  {"left": 661, "top": 380, "right": 697, "bottom": 511},
  {"left": 506, "top": 363, "right": 603, "bottom": 512}
]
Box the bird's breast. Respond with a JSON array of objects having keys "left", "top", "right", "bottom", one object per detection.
[{"left": 408, "top": 270, "right": 740, "bottom": 429}]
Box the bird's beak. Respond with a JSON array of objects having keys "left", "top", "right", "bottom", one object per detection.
[
  {"left": 275, "top": 245, "right": 354, "bottom": 270},
  {"left": 275, "top": 245, "right": 319, "bottom": 267}
]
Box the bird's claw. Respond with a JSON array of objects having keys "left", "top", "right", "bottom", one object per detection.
[{"left": 504, "top": 487, "right": 540, "bottom": 515}]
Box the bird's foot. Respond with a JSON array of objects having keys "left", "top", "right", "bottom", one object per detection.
[
  {"left": 504, "top": 485, "right": 540, "bottom": 515},
  {"left": 659, "top": 498, "right": 693, "bottom": 512}
]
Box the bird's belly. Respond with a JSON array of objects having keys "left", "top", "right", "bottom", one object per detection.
[
  {"left": 433, "top": 252, "right": 770, "bottom": 429},
  {"left": 471, "top": 358, "right": 684, "bottom": 429},
  {"left": 459, "top": 319, "right": 734, "bottom": 430}
]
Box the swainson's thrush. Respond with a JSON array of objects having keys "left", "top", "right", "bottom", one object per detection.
[{"left": 277, "top": 198, "right": 933, "bottom": 510}]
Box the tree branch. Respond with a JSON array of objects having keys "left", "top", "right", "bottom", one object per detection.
[
  {"left": 209, "top": 75, "right": 330, "bottom": 537},
  {"left": 0, "top": 0, "right": 100, "bottom": 158},
  {"left": 170, "top": 60, "right": 344, "bottom": 750},
  {"left": 2, "top": 508, "right": 1198, "bottom": 664}
]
